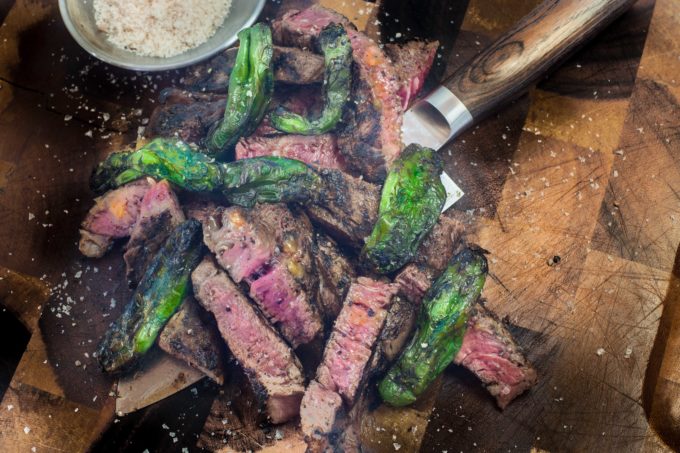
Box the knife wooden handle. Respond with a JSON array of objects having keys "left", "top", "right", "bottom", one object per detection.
[{"left": 443, "top": 0, "right": 634, "bottom": 119}]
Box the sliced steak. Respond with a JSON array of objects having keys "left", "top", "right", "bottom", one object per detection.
[
  {"left": 182, "top": 46, "right": 324, "bottom": 92},
  {"left": 301, "top": 278, "right": 397, "bottom": 447},
  {"left": 146, "top": 89, "right": 226, "bottom": 144},
  {"left": 313, "top": 232, "right": 355, "bottom": 323},
  {"left": 454, "top": 305, "right": 538, "bottom": 409},
  {"left": 79, "top": 178, "right": 153, "bottom": 258},
  {"left": 192, "top": 258, "right": 305, "bottom": 423},
  {"left": 203, "top": 205, "right": 323, "bottom": 347},
  {"left": 273, "top": 5, "right": 403, "bottom": 182},
  {"left": 235, "top": 134, "right": 346, "bottom": 170},
  {"left": 158, "top": 296, "right": 227, "bottom": 384},
  {"left": 123, "top": 179, "right": 186, "bottom": 286},
  {"left": 385, "top": 40, "right": 439, "bottom": 109},
  {"left": 306, "top": 169, "right": 380, "bottom": 247},
  {"left": 395, "top": 216, "right": 465, "bottom": 304}
]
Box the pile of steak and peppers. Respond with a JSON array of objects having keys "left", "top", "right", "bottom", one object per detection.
[{"left": 80, "top": 6, "right": 537, "bottom": 450}]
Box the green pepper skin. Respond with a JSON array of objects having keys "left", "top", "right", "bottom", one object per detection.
[
  {"left": 206, "top": 23, "right": 274, "bottom": 157},
  {"left": 91, "top": 138, "right": 323, "bottom": 206},
  {"left": 91, "top": 138, "right": 223, "bottom": 194},
  {"left": 378, "top": 248, "right": 488, "bottom": 406},
  {"left": 363, "top": 144, "right": 446, "bottom": 274},
  {"left": 97, "top": 219, "right": 204, "bottom": 373},
  {"left": 270, "top": 24, "right": 352, "bottom": 135}
]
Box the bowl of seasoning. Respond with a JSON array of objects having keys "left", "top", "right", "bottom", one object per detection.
[{"left": 59, "top": 0, "right": 266, "bottom": 71}]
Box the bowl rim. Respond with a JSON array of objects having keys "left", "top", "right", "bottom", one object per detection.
[{"left": 57, "top": 0, "right": 267, "bottom": 72}]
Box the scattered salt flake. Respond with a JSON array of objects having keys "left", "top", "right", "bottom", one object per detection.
[
  {"left": 7, "top": 404, "right": 13, "bottom": 411},
  {"left": 64, "top": 114, "right": 72, "bottom": 121},
  {"left": 596, "top": 348, "right": 605, "bottom": 356},
  {"left": 28, "top": 213, "right": 35, "bottom": 221},
  {"left": 24, "top": 426, "right": 31, "bottom": 434},
  {"left": 275, "top": 429, "right": 283, "bottom": 440},
  {"left": 624, "top": 347, "right": 633, "bottom": 358},
  {"left": 420, "top": 343, "right": 428, "bottom": 348},
  {"left": 75, "top": 360, "right": 82, "bottom": 367},
  {"left": 393, "top": 443, "right": 401, "bottom": 451},
  {"left": 85, "top": 130, "right": 93, "bottom": 138},
  {"left": 74, "top": 270, "right": 82, "bottom": 279}
]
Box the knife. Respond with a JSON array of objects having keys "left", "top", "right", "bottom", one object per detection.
[
  {"left": 412, "top": 0, "right": 635, "bottom": 211},
  {"left": 114, "top": 0, "right": 634, "bottom": 413}
]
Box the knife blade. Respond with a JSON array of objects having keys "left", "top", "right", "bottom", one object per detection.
[
  {"left": 403, "top": 0, "right": 635, "bottom": 211},
  {"left": 115, "top": 350, "right": 205, "bottom": 415}
]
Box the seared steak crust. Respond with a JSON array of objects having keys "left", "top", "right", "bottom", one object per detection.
[
  {"left": 385, "top": 40, "right": 440, "bottom": 109},
  {"left": 395, "top": 216, "right": 465, "bottom": 304},
  {"left": 306, "top": 169, "right": 380, "bottom": 248},
  {"left": 123, "top": 179, "right": 186, "bottom": 286},
  {"left": 192, "top": 258, "right": 305, "bottom": 424},
  {"left": 273, "top": 5, "right": 403, "bottom": 182},
  {"left": 203, "top": 205, "right": 323, "bottom": 347},
  {"left": 158, "top": 296, "right": 228, "bottom": 384},
  {"left": 147, "top": 89, "right": 226, "bottom": 144},
  {"left": 454, "top": 305, "right": 538, "bottom": 409},
  {"left": 182, "top": 46, "right": 324, "bottom": 93},
  {"left": 313, "top": 232, "right": 355, "bottom": 323}
]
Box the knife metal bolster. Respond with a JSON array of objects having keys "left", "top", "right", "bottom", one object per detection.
[{"left": 402, "top": 86, "right": 473, "bottom": 151}]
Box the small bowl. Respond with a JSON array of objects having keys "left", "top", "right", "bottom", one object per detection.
[{"left": 58, "top": 0, "right": 266, "bottom": 71}]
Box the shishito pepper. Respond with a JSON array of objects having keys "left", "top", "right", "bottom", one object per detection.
[
  {"left": 363, "top": 144, "right": 446, "bottom": 274},
  {"left": 270, "top": 23, "right": 352, "bottom": 135},
  {"left": 206, "top": 23, "right": 274, "bottom": 157},
  {"left": 378, "top": 248, "right": 488, "bottom": 406},
  {"left": 90, "top": 138, "right": 323, "bottom": 207},
  {"left": 97, "top": 219, "right": 204, "bottom": 373}
]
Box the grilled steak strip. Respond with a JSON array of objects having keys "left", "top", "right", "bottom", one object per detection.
[
  {"left": 313, "top": 232, "right": 356, "bottom": 323},
  {"left": 394, "top": 216, "right": 465, "bottom": 303},
  {"left": 192, "top": 257, "right": 305, "bottom": 424},
  {"left": 454, "top": 304, "right": 538, "bottom": 409},
  {"left": 158, "top": 296, "right": 228, "bottom": 384},
  {"left": 147, "top": 89, "right": 226, "bottom": 144},
  {"left": 203, "top": 205, "right": 323, "bottom": 347},
  {"left": 182, "top": 45, "right": 325, "bottom": 93},
  {"left": 273, "top": 5, "right": 403, "bottom": 182},
  {"left": 123, "top": 179, "right": 186, "bottom": 286},
  {"left": 301, "top": 277, "right": 397, "bottom": 446},
  {"left": 385, "top": 40, "right": 440, "bottom": 109},
  {"left": 306, "top": 169, "right": 381, "bottom": 247},
  {"left": 79, "top": 178, "right": 153, "bottom": 258},
  {"left": 236, "top": 133, "right": 345, "bottom": 170}
]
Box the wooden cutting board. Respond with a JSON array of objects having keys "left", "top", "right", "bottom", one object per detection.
[{"left": 0, "top": 0, "right": 679, "bottom": 451}]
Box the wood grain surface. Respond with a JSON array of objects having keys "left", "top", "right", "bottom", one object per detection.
[{"left": 0, "top": 0, "right": 679, "bottom": 452}]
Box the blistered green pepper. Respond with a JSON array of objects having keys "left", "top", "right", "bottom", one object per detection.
[
  {"left": 270, "top": 23, "right": 352, "bottom": 135},
  {"left": 378, "top": 248, "right": 487, "bottom": 406},
  {"left": 363, "top": 144, "right": 446, "bottom": 274},
  {"left": 206, "top": 23, "right": 274, "bottom": 156},
  {"left": 97, "top": 219, "right": 204, "bottom": 373},
  {"left": 91, "top": 138, "right": 323, "bottom": 207}
]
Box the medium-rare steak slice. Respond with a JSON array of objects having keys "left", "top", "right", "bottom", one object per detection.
[
  {"left": 123, "top": 179, "right": 186, "bottom": 286},
  {"left": 147, "top": 89, "right": 226, "bottom": 144},
  {"left": 182, "top": 45, "right": 324, "bottom": 92},
  {"left": 313, "top": 232, "right": 355, "bottom": 323},
  {"left": 203, "top": 205, "right": 323, "bottom": 347},
  {"left": 301, "top": 277, "right": 397, "bottom": 447},
  {"left": 235, "top": 134, "right": 345, "bottom": 170},
  {"left": 273, "top": 5, "right": 403, "bottom": 182},
  {"left": 454, "top": 305, "right": 538, "bottom": 409},
  {"left": 192, "top": 258, "right": 305, "bottom": 424},
  {"left": 385, "top": 40, "right": 440, "bottom": 109},
  {"left": 79, "top": 178, "right": 152, "bottom": 257},
  {"left": 158, "top": 296, "right": 227, "bottom": 384},
  {"left": 306, "top": 169, "right": 381, "bottom": 247}
]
